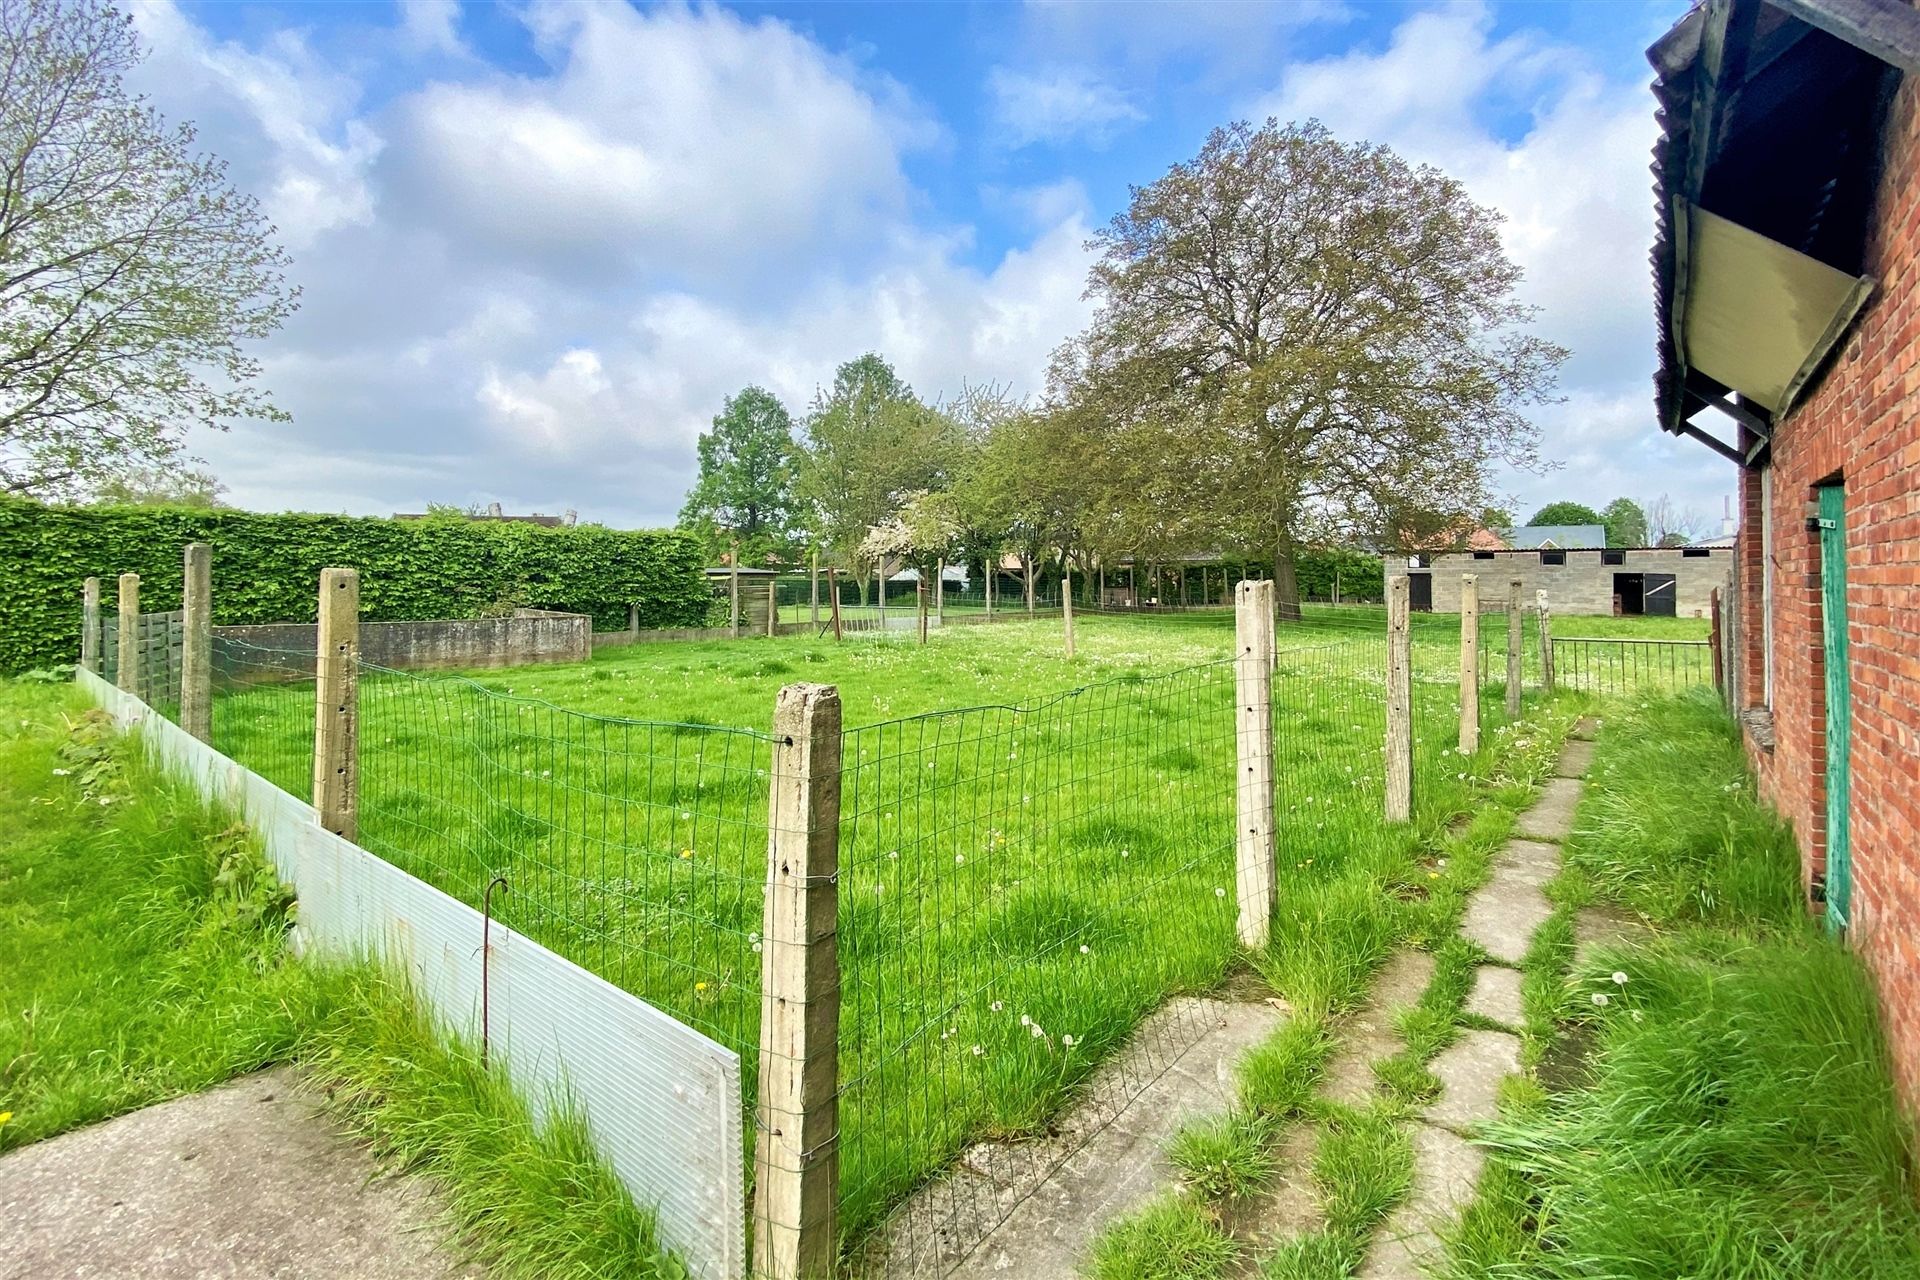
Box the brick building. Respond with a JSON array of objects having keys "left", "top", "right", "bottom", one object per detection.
[
  {"left": 1384, "top": 546, "right": 1731, "bottom": 616},
  {"left": 1649, "top": 0, "right": 1920, "bottom": 1101}
]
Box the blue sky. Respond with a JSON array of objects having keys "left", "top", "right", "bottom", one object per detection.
[{"left": 129, "top": 0, "right": 1732, "bottom": 535}]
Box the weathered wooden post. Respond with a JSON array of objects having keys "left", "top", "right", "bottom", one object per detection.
[
  {"left": 1025, "top": 554, "right": 1035, "bottom": 616},
  {"left": 1505, "top": 579, "right": 1523, "bottom": 718},
  {"left": 313, "top": 568, "right": 360, "bottom": 840},
  {"left": 181, "top": 543, "right": 213, "bottom": 742},
  {"left": 1385, "top": 574, "right": 1413, "bottom": 823},
  {"left": 917, "top": 581, "right": 928, "bottom": 645},
  {"left": 1062, "top": 576, "right": 1076, "bottom": 658},
  {"left": 115, "top": 573, "right": 140, "bottom": 694},
  {"left": 81, "top": 577, "right": 102, "bottom": 674},
  {"left": 1234, "top": 579, "right": 1276, "bottom": 948},
  {"left": 935, "top": 559, "right": 945, "bottom": 625},
  {"left": 754, "top": 683, "right": 842, "bottom": 1280},
  {"left": 766, "top": 578, "right": 778, "bottom": 639},
  {"left": 1537, "top": 589, "right": 1555, "bottom": 692},
  {"left": 810, "top": 550, "right": 820, "bottom": 628},
  {"left": 984, "top": 556, "right": 994, "bottom": 620},
  {"left": 1458, "top": 573, "right": 1479, "bottom": 757},
  {"left": 730, "top": 540, "right": 742, "bottom": 639}
]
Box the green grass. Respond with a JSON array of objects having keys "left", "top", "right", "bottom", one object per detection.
[
  {"left": 214, "top": 610, "right": 1537, "bottom": 1239},
  {"left": 1313, "top": 1104, "right": 1414, "bottom": 1240},
  {"left": 0, "top": 682, "right": 683, "bottom": 1278},
  {"left": 1086, "top": 1192, "right": 1237, "bottom": 1280},
  {"left": 1443, "top": 693, "right": 1920, "bottom": 1280}
]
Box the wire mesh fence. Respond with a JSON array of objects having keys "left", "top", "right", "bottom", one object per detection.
[
  {"left": 211, "top": 637, "right": 317, "bottom": 800},
  {"left": 836, "top": 661, "right": 1239, "bottom": 1267}
]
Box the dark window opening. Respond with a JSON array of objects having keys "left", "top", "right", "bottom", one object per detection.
[
  {"left": 1540, "top": 550, "right": 1566, "bottom": 566},
  {"left": 1472, "top": 550, "right": 1495, "bottom": 560},
  {"left": 1682, "top": 547, "right": 1710, "bottom": 558},
  {"left": 1602, "top": 549, "right": 1626, "bottom": 565}
]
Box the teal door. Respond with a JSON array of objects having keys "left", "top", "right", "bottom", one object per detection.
[{"left": 1818, "top": 484, "right": 1853, "bottom": 931}]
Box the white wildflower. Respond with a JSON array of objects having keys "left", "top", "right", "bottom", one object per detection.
[
  {"left": 1591, "top": 992, "right": 1610, "bottom": 1007},
  {"left": 1611, "top": 971, "right": 1629, "bottom": 986}
]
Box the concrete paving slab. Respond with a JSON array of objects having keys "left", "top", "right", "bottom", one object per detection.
[
  {"left": 1514, "top": 777, "right": 1582, "bottom": 841},
  {"left": 1463, "top": 966, "right": 1525, "bottom": 1028},
  {"left": 1356, "top": 1123, "right": 1487, "bottom": 1280},
  {"left": 1423, "top": 1031, "right": 1522, "bottom": 1134},
  {"left": 0, "top": 1068, "right": 479, "bottom": 1280},
  {"left": 1321, "top": 950, "right": 1437, "bottom": 1106},
  {"left": 1569, "top": 716, "right": 1600, "bottom": 741},
  {"left": 1555, "top": 738, "right": 1596, "bottom": 778},
  {"left": 1493, "top": 838, "right": 1560, "bottom": 887},
  {"left": 1461, "top": 877, "right": 1554, "bottom": 965},
  {"left": 869, "top": 996, "right": 1286, "bottom": 1280}
]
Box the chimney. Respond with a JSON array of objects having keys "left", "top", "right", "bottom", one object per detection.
[
  {"left": 485, "top": 501, "right": 504, "bottom": 519},
  {"left": 1722, "top": 495, "right": 1735, "bottom": 537},
  {"left": 563, "top": 508, "right": 578, "bottom": 527}
]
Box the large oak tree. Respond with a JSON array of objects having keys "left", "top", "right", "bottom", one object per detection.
[{"left": 1061, "top": 119, "right": 1564, "bottom": 616}]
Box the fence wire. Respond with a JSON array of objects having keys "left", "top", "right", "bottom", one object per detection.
[
  {"left": 211, "top": 637, "right": 317, "bottom": 801},
  {"left": 839, "top": 660, "right": 1238, "bottom": 1272}
]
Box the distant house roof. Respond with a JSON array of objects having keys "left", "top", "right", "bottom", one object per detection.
[
  {"left": 1510, "top": 524, "right": 1607, "bottom": 550},
  {"left": 1391, "top": 523, "right": 1509, "bottom": 554},
  {"left": 394, "top": 501, "right": 577, "bottom": 527}
]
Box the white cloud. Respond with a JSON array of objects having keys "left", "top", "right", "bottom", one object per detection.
[
  {"left": 987, "top": 66, "right": 1143, "bottom": 147},
  {"left": 397, "top": 0, "right": 467, "bottom": 58}
]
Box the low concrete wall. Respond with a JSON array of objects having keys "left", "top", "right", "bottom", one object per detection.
[{"left": 215, "top": 609, "right": 590, "bottom": 671}]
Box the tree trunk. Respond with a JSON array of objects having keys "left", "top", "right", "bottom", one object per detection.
[{"left": 1273, "top": 529, "right": 1303, "bottom": 622}]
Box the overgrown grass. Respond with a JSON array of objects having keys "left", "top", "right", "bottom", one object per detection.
[
  {"left": 1086, "top": 1192, "right": 1238, "bottom": 1280},
  {"left": 1444, "top": 692, "right": 1920, "bottom": 1279},
  {"left": 0, "top": 682, "right": 683, "bottom": 1278}
]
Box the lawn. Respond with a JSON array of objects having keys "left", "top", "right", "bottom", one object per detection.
[{"left": 201, "top": 609, "right": 1570, "bottom": 1242}]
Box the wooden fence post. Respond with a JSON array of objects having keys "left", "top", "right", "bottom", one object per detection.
[
  {"left": 1385, "top": 574, "right": 1413, "bottom": 823},
  {"left": 1062, "top": 576, "right": 1076, "bottom": 658},
  {"left": 985, "top": 557, "right": 994, "bottom": 620},
  {"left": 1505, "top": 579, "right": 1523, "bottom": 718},
  {"left": 917, "top": 581, "right": 928, "bottom": 644},
  {"left": 1235, "top": 579, "right": 1276, "bottom": 949},
  {"left": 1537, "top": 589, "right": 1555, "bottom": 692},
  {"left": 935, "top": 559, "right": 945, "bottom": 625},
  {"left": 1025, "top": 554, "right": 1035, "bottom": 616},
  {"left": 1458, "top": 574, "right": 1479, "bottom": 756},
  {"left": 766, "top": 578, "right": 778, "bottom": 639},
  {"left": 313, "top": 568, "right": 360, "bottom": 840},
  {"left": 115, "top": 573, "right": 140, "bottom": 694},
  {"left": 810, "top": 550, "right": 820, "bottom": 628},
  {"left": 754, "top": 683, "right": 842, "bottom": 1280},
  {"left": 181, "top": 543, "right": 213, "bottom": 742},
  {"left": 730, "top": 541, "right": 742, "bottom": 638},
  {"left": 81, "top": 577, "right": 101, "bottom": 674},
  {"left": 828, "top": 569, "right": 843, "bottom": 642}
]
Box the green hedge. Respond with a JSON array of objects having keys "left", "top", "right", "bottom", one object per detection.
[{"left": 0, "top": 499, "right": 712, "bottom": 673}]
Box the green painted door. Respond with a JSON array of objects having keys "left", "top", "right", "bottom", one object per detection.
[{"left": 1818, "top": 484, "right": 1853, "bottom": 931}]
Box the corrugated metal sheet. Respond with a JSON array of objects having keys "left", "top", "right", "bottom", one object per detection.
[{"left": 77, "top": 667, "right": 745, "bottom": 1280}]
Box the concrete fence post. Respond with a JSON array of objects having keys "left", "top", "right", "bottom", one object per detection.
[
  {"left": 1458, "top": 573, "right": 1480, "bottom": 757},
  {"left": 754, "top": 682, "right": 842, "bottom": 1280},
  {"left": 730, "top": 541, "right": 742, "bottom": 639},
  {"left": 81, "top": 577, "right": 101, "bottom": 674},
  {"left": 810, "top": 550, "right": 820, "bottom": 628},
  {"left": 877, "top": 561, "right": 888, "bottom": 627},
  {"left": 181, "top": 543, "right": 213, "bottom": 743},
  {"left": 766, "top": 579, "right": 778, "bottom": 639},
  {"left": 985, "top": 557, "right": 994, "bottom": 619},
  {"left": 828, "top": 569, "right": 843, "bottom": 642},
  {"left": 116, "top": 573, "right": 140, "bottom": 694},
  {"left": 1025, "top": 554, "right": 1035, "bottom": 616},
  {"left": 1505, "top": 579, "right": 1523, "bottom": 718},
  {"left": 935, "top": 558, "right": 945, "bottom": 625},
  {"left": 1062, "top": 576, "right": 1076, "bottom": 658},
  {"left": 1385, "top": 575, "right": 1413, "bottom": 823},
  {"left": 1537, "top": 589, "right": 1555, "bottom": 692},
  {"left": 313, "top": 568, "right": 360, "bottom": 840},
  {"left": 917, "top": 580, "right": 928, "bottom": 645},
  {"left": 1234, "top": 579, "right": 1276, "bottom": 949}
]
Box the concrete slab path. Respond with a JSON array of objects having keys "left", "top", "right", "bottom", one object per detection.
[{"left": 0, "top": 1067, "right": 479, "bottom": 1280}]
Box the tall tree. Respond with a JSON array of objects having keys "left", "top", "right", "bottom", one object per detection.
[
  {"left": 1064, "top": 119, "right": 1564, "bottom": 616},
  {"left": 1, "top": 0, "right": 298, "bottom": 498},
  {"left": 678, "top": 385, "right": 803, "bottom": 560},
  {"left": 1601, "top": 497, "right": 1649, "bottom": 548},
  {"left": 91, "top": 463, "right": 226, "bottom": 507},
  {"left": 1643, "top": 493, "right": 1712, "bottom": 547},
  {"left": 796, "top": 353, "right": 960, "bottom": 597}
]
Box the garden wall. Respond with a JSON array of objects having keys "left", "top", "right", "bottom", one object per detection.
[
  {"left": 218, "top": 608, "right": 590, "bottom": 672},
  {"left": 0, "top": 498, "right": 709, "bottom": 673}
]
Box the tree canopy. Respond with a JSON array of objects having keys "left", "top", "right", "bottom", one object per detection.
[
  {"left": 1524, "top": 501, "right": 1606, "bottom": 529},
  {"left": 1, "top": 0, "right": 297, "bottom": 499},
  {"left": 1601, "top": 497, "right": 1648, "bottom": 548},
  {"left": 677, "top": 385, "right": 804, "bottom": 561},
  {"left": 1058, "top": 119, "right": 1564, "bottom": 614}
]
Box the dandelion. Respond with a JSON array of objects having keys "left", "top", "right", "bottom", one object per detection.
[
  {"left": 695, "top": 981, "right": 709, "bottom": 992},
  {"left": 1215, "top": 887, "right": 1227, "bottom": 898},
  {"left": 990, "top": 1000, "right": 1004, "bottom": 1012},
  {"left": 1019, "top": 1014, "right": 1031, "bottom": 1026},
  {"left": 1030, "top": 1024, "right": 1044, "bottom": 1038},
  {"left": 1061, "top": 1034, "right": 1075, "bottom": 1047},
  {"left": 1427, "top": 872, "right": 1440, "bottom": 880},
  {"left": 680, "top": 849, "right": 693, "bottom": 859},
  {"left": 1611, "top": 971, "right": 1629, "bottom": 986},
  {"left": 971, "top": 1045, "right": 985, "bottom": 1057},
  {"left": 955, "top": 853, "right": 965, "bottom": 865},
  {"left": 1630, "top": 1009, "right": 1644, "bottom": 1023},
  {"left": 1079, "top": 944, "right": 1090, "bottom": 955},
  {"left": 1591, "top": 992, "right": 1610, "bottom": 1007},
  {"left": 51, "top": 767, "right": 68, "bottom": 776}
]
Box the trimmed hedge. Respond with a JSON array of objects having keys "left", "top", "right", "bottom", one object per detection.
[{"left": 0, "top": 499, "right": 712, "bottom": 674}]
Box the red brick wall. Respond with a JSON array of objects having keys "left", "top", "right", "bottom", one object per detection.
[{"left": 1737, "top": 79, "right": 1920, "bottom": 1106}]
